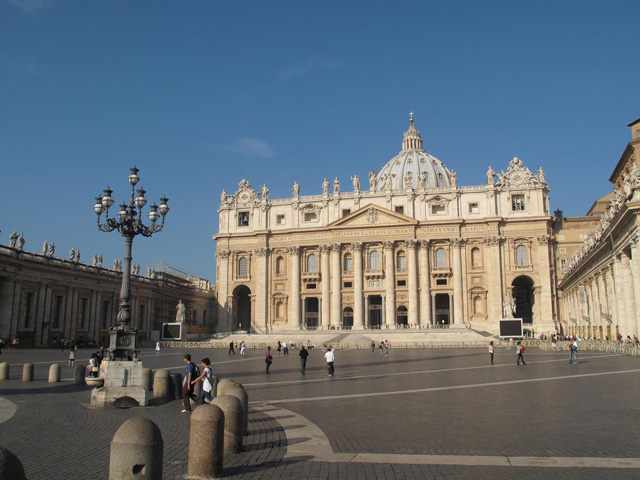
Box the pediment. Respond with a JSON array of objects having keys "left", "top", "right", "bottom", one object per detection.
[{"left": 329, "top": 204, "right": 418, "bottom": 228}]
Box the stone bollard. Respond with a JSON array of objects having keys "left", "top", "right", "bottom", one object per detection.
[
  {"left": 22, "top": 363, "right": 34, "bottom": 382},
  {"left": 153, "top": 369, "right": 170, "bottom": 398},
  {"left": 216, "top": 377, "right": 234, "bottom": 397},
  {"left": 186, "top": 404, "right": 225, "bottom": 478},
  {"left": 0, "top": 447, "right": 27, "bottom": 480},
  {"left": 141, "top": 368, "right": 153, "bottom": 392},
  {"left": 210, "top": 374, "right": 219, "bottom": 399},
  {"left": 170, "top": 373, "right": 183, "bottom": 400},
  {"left": 227, "top": 386, "right": 249, "bottom": 436},
  {"left": 193, "top": 378, "right": 202, "bottom": 401},
  {"left": 212, "top": 395, "right": 243, "bottom": 455},
  {"left": 219, "top": 380, "right": 244, "bottom": 397},
  {"left": 0, "top": 362, "right": 9, "bottom": 380},
  {"left": 74, "top": 365, "right": 86, "bottom": 385},
  {"left": 109, "top": 417, "right": 163, "bottom": 480},
  {"left": 48, "top": 363, "right": 61, "bottom": 383}
]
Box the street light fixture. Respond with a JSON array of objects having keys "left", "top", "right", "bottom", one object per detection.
[{"left": 94, "top": 166, "right": 169, "bottom": 360}]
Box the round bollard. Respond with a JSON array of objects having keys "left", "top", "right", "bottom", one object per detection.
[
  {"left": 210, "top": 374, "right": 219, "bottom": 399},
  {"left": 212, "top": 395, "right": 243, "bottom": 455},
  {"left": 187, "top": 404, "right": 225, "bottom": 478},
  {"left": 109, "top": 417, "right": 163, "bottom": 480},
  {"left": 48, "top": 363, "right": 61, "bottom": 383},
  {"left": 141, "top": 368, "right": 153, "bottom": 392},
  {"left": 0, "top": 362, "right": 9, "bottom": 380},
  {"left": 22, "top": 363, "right": 34, "bottom": 382},
  {"left": 0, "top": 447, "right": 27, "bottom": 480},
  {"left": 216, "top": 377, "right": 234, "bottom": 397},
  {"left": 219, "top": 380, "right": 243, "bottom": 397},
  {"left": 227, "top": 386, "right": 249, "bottom": 436},
  {"left": 74, "top": 365, "right": 86, "bottom": 384},
  {"left": 153, "top": 369, "right": 170, "bottom": 398},
  {"left": 170, "top": 373, "right": 183, "bottom": 400}
]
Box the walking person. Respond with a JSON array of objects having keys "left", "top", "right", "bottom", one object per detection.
[
  {"left": 324, "top": 346, "right": 335, "bottom": 377},
  {"left": 552, "top": 335, "right": 557, "bottom": 352},
  {"left": 192, "top": 358, "right": 213, "bottom": 404},
  {"left": 228, "top": 341, "right": 235, "bottom": 355},
  {"left": 299, "top": 345, "right": 309, "bottom": 374},
  {"left": 379, "top": 341, "right": 384, "bottom": 355},
  {"left": 384, "top": 340, "right": 390, "bottom": 357},
  {"left": 240, "top": 341, "right": 247, "bottom": 356},
  {"left": 282, "top": 341, "right": 288, "bottom": 355},
  {"left": 569, "top": 339, "right": 579, "bottom": 364},
  {"left": 516, "top": 341, "right": 526, "bottom": 365},
  {"left": 370, "top": 340, "right": 376, "bottom": 354},
  {"left": 265, "top": 346, "right": 273, "bottom": 374},
  {"left": 489, "top": 341, "right": 495, "bottom": 365},
  {"left": 277, "top": 341, "right": 282, "bottom": 355},
  {"left": 68, "top": 346, "right": 76, "bottom": 367},
  {"left": 181, "top": 354, "right": 197, "bottom": 413}
]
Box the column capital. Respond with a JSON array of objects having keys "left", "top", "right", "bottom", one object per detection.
[
  {"left": 484, "top": 235, "right": 502, "bottom": 246},
  {"left": 419, "top": 239, "right": 430, "bottom": 250},
  {"left": 331, "top": 243, "right": 342, "bottom": 252},
  {"left": 382, "top": 240, "right": 395, "bottom": 251},
  {"left": 536, "top": 234, "right": 550, "bottom": 245},
  {"left": 218, "top": 250, "right": 231, "bottom": 259},
  {"left": 287, "top": 246, "right": 300, "bottom": 255},
  {"left": 406, "top": 239, "right": 418, "bottom": 249},
  {"left": 320, "top": 244, "right": 332, "bottom": 253},
  {"left": 450, "top": 237, "right": 465, "bottom": 247},
  {"left": 254, "top": 247, "right": 270, "bottom": 256},
  {"left": 351, "top": 242, "right": 363, "bottom": 251}
]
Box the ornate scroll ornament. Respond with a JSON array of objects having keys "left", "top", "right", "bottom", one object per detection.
[
  {"left": 450, "top": 237, "right": 465, "bottom": 247},
  {"left": 320, "top": 244, "right": 332, "bottom": 253},
  {"left": 351, "top": 242, "right": 363, "bottom": 251},
  {"left": 229, "top": 178, "right": 260, "bottom": 206},
  {"left": 484, "top": 235, "right": 502, "bottom": 246},
  {"left": 382, "top": 240, "right": 395, "bottom": 250},
  {"left": 367, "top": 207, "right": 378, "bottom": 224},
  {"left": 254, "top": 247, "right": 270, "bottom": 256},
  {"left": 419, "top": 239, "right": 430, "bottom": 250},
  {"left": 331, "top": 243, "right": 342, "bottom": 252},
  {"left": 287, "top": 246, "right": 300, "bottom": 255},
  {"left": 218, "top": 250, "right": 231, "bottom": 259},
  {"left": 536, "top": 234, "right": 550, "bottom": 245},
  {"left": 425, "top": 194, "right": 451, "bottom": 207},
  {"left": 494, "top": 157, "right": 544, "bottom": 189},
  {"left": 406, "top": 239, "right": 418, "bottom": 249}
]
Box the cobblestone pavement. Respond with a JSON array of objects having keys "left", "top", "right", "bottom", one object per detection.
[{"left": 1, "top": 345, "right": 640, "bottom": 479}]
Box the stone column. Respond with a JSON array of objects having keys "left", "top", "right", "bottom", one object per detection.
[
  {"left": 419, "top": 241, "right": 431, "bottom": 327},
  {"left": 352, "top": 242, "right": 364, "bottom": 329},
  {"left": 431, "top": 292, "right": 436, "bottom": 325},
  {"left": 630, "top": 238, "right": 640, "bottom": 338},
  {"left": 587, "top": 277, "right": 596, "bottom": 338},
  {"left": 254, "top": 248, "right": 269, "bottom": 333},
  {"left": 217, "top": 250, "right": 231, "bottom": 332},
  {"left": 34, "top": 284, "right": 47, "bottom": 346},
  {"left": 383, "top": 241, "right": 395, "bottom": 328},
  {"left": 406, "top": 240, "right": 418, "bottom": 326},
  {"left": 331, "top": 243, "right": 342, "bottom": 327},
  {"left": 621, "top": 250, "right": 638, "bottom": 337},
  {"left": 288, "top": 246, "right": 301, "bottom": 329},
  {"left": 451, "top": 238, "right": 464, "bottom": 325},
  {"left": 536, "top": 234, "right": 553, "bottom": 330},
  {"left": 597, "top": 270, "right": 608, "bottom": 339},
  {"left": 609, "top": 262, "right": 621, "bottom": 338},
  {"left": 321, "top": 245, "right": 331, "bottom": 329}
]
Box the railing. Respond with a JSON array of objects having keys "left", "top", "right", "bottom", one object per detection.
[{"left": 537, "top": 339, "right": 640, "bottom": 356}]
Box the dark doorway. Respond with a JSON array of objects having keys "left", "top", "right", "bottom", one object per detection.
[
  {"left": 305, "top": 297, "right": 319, "bottom": 329},
  {"left": 512, "top": 276, "right": 534, "bottom": 324},
  {"left": 233, "top": 285, "right": 251, "bottom": 331},
  {"left": 396, "top": 306, "right": 408, "bottom": 326},
  {"left": 368, "top": 295, "right": 382, "bottom": 328},
  {"left": 435, "top": 294, "right": 450, "bottom": 325},
  {"left": 342, "top": 307, "right": 353, "bottom": 329}
]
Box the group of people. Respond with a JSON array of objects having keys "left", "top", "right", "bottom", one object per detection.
[
  {"left": 263, "top": 344, "right": 336, "bottom": 376},
  {"left": 181, "top": 354, "right": 215, "bottom": 413},
  {"left": 228, "top": 341, "right": 247, "bottom": 355},
  {"left": 488, "top": 338, "right": 580, "bottom": 365},
  {"left": 370, "top": 340, "right": 391, "bottom": 356}
]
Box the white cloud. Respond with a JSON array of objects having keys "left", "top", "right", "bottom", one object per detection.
[
  {"left": 221, "top": 137, "right": 275, "bottom": 159},
  {"left": 6, "top": 0, "right": 54, "bottom": 13},
  {"left": 277, "top": 56, "right": 340, "bottom": 81}
]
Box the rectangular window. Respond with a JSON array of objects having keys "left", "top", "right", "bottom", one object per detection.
[
  {"left": 276, "top": 214, "right": 285, "bottom": 225},
  {"left": 431, "top": 205, "right": 445, "bottom": 215},
  {"left": 511, "top": 194, "right": 525, "bottom": 211},
  {"left": 468, "top": 203, "right": 479, "bottom": 214},
  {"left": 436, "top": 279, "right": 447, "bottom": 286},
  {"left": 344, "top": 256, "right": 353, "bottom": 272},
  {"left": 192, "top": 309, "right": 197, "bottom": 325},
  {"left": 561, "top": 259, "right": 567, "bottom": 268},
  {"left": 101, "top": 300, "right": 111, "bottom": 329},
  {"left": 307, "top": 283, "right": 317, "bottom": 289},
  {"left": 580, "top": 234, "right": 587, "bottom": 240},
  {"left": 397, "top": 280, "right": 407, "bottom": 287},
  {"left": 343, "top": 281, "right": 353, "bottom": 288},
  {"left": 80, "top": 298, "right": 89, "bottom": 330},
  {"left": 139, "top": 304, "right": 146, "bottom": 330},
  {"left": 52, "top": 295, "right": 63, "bottom": 329},
  {"left": 395, "top": 206, "right": 405, "bottom": 215},
  {"left": 203, "top": 310, "right": 207, "bottom": 324},
  {"left": 24, "top": 292, "right": 35, "bottom": 329},
  {"left": 558, "top": 235, "right": 565, "bottom": 241},
  {"left": 304, "top": 212, "right": 317, "bottom": 222},
  {"left": 238, "top": 211, "right": 250, "bottom": 227},
  {"left": 342, "top": 209, "right": 351, "bottom": 217},
  {"left": 559, "top": 248, "right": 566, "bottom": 254}
]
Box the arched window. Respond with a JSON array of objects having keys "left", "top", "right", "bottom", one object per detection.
[
  {"left": 307, "top": 253, "right": 318, "bottom": 273},
  {"left": 516, "top": 245, "right": 528, "bottom": 266},
  {"left": 435, "top": 248, "right": 447, "bottom": 268},
  {"left": 275, "top": 256, "right": 285, "bottom": 275},
  {"left": 397, "top": 251, "right": 406, "bottom": 270},
  {"left": 369, "top": 250, "right": 380, "bottom": 270},
  {"left": 471, "top": 247, "right": 482, "bottom": 267},
  {"left": 344, "top": 253, "right": 353, "bottom": 273},
  {"left": 238, "top": 257, "right": 248, "bottom": 277}
]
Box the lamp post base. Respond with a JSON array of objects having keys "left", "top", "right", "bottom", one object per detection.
[
  {"left": 90, "top": 359, "right": 148, "bottom": 408},
  {"left": 108, "top": 326, "right": 138, "bottom": 360}
]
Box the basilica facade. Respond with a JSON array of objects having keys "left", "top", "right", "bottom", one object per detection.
[{"left": 215, "top": 117, "right": 557, "bottom": 335}]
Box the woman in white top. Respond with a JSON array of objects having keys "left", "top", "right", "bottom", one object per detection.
[{"left": 192, "top": 357, "right": 213, "bottom": 404}]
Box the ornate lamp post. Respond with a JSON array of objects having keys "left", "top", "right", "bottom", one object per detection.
[{"left": 94, "top": 166, "right": 169, "bottom": 360}]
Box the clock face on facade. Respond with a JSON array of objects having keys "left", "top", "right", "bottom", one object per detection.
[
  {"left": 239, "top": 191, "right": 250, "bottom": 203},
  {"left": 510, "top": 171, "right": 524, "bottom": 185}
]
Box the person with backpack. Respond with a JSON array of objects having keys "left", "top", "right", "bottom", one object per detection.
[
  {"left": 299, "top": 345, "right": 309, "bottom": 374},
  {"left": 516, "top": 341, "right": 526, "bottom": 365},
  {"left": 191, "top": 357, "right": 213, "bottom": 404},
  {"left": 181, "top": 354, "right": 198, "bottom": 412},
  {"left": 265, "top": 346, "right": 273, "bottom": 374}
]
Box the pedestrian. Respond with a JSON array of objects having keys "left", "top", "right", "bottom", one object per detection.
[
  {"left": 181, "top": 354, "right": 197, "bottom": 413},
  {"left": 240, "top": 341, "right": 247, "bottom": 356},
  {"left": 277, "top": 341, "right": 282, "bottom": 354},
  {"left": 551, "top": 335, "right": 557, "bottom": 352},
  {"left": 379, "top": 341, "right": 384, "bottom": 355},
  {"left": 229, "top": 341, "right": 235, "bottom": 355},
  {"left": 516, "top": 341, "right": 526, "bottom": 365},
  {"left": 265, "top": 346, "right": 273, "bottom": 374},
  {"left": 89, "top": 353, "right": 98, "bottom": 378},
  {"left": 324, "top": 346, "right": 335, "bottom": 377},
  {"left": 68, "top": 346, "right": 76, "bottom": 367},
  {"left": 569, "top": 340, "right": 579, "bottom": 364},
  {"left": 489, "top": 341, "right": 495, "bottom": 365},
  {"left": 155, "top": 341, "right": 161, "bottom": 352},
  {"left": 370, "top": 340, "right": 376, "bottom": 354},
  {"left": 192, "top": 358, "right": 213, "bottom": 404},
  {"left": 282, "top": 341, "right": 288, "bottom": 355},
  {"left": 384, "top": 340, "right": 390, "bottom": 357},
  {"left": 299, "top": 345, "right": 309, "bottom": 374},
  {"left": 60, "top": 338, "right": 66, "bottom": 352}
]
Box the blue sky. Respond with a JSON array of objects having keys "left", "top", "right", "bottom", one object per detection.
[{"left": 1, "top": 0, "right": 639, "bottom": 281}]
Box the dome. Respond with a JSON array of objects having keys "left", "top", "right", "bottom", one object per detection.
[{"left": 375, "top": 116, "right": 451, "bottom": 190}]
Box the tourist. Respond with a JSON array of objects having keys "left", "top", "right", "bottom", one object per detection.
[
  {"left": 370, "top": 340, "right": 376, "bottom": 353},
  {"left": 181, "top": 354, "right": 197, "bottom": 413},
  {"left": 68, "top": 346, "right": 76, "bottom": 367},
  {"left": 379, "top": 341, "right": 384, "bottom": 355},
  {"left": 89, "top": 353, "right": 98, "bottom": 378},
  {"left": 384, "top": 340, "right": 390, "bottom": 357},
  {"left": 489, "top": 341, "right": 495, "bottom": 365},
  {"left": 228, "top": 341, "right": 235, "bottom": 355},
  {"left": 325, "top": 346, "right": 335, "bottom": 377},
  {"left": 277, "top": 341, "right": 282, "bottom": 354},
  {"left": 282, "top": 341, "right": 288, "bottom": 355},
  {"left": 299, "top": 345, "right": 309, "bottom": 374},
  {"left": 265, "top": 346, "right": 273, "bottom": 374},
  {"left": 516, "top": 341, "right": 526, "bottom": 365},
  {"left": 551, "top": 335, "right": 557, "bottom": 351},
  {"left": 569, "top": 339, "right": 579, "bottom": 364},
  {"left": 240, "top": 341, "right": 247, "bottom": 356},
  {"left": 155, "top": 341, "right": 161, "bottom": 352},
  {"left": 192, "top": 358, "right": 213, "bottom": 404}
]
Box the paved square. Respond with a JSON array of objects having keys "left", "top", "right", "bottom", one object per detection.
[{"left": 1, "top": 344, "right": 639, "bottom": 479}]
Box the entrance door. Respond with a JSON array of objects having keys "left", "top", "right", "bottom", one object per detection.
[
  {"left": 512, "top": 276, "right": 534, "bottom": 324},
  {"left": 342, "top": 307, "right": 353, "bottom": 329},
  {"left": 233, "top": 285, "right": 251, "bottom": 331},
  {"left": 435, "top": 293, "right": 450, "bottom": 325},
  {"left": 368, "top": 295, "right": 382, "bottom": 328},
  {"left": 396, "top": 306, "right": 408, "bottom": 326},
  {"left": 305, "top": 297, "right": 319, "bottom": 330}
]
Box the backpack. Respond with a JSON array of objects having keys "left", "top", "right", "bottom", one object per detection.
[{"left": 192, "top": 362, "right": 200, "bottom": 378}]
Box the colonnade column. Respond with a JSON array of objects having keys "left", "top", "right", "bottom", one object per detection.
[
  {"left": 331, "top": 243, "right": 342, "bottom": 328},
  {"left": 612, "top": 256, "right": 625, "bottom": 338},
  {"left": 419, "top": 241, "right": 431, "bottom": 327},
  {"left": 621, "top": 251, "right": 637, "bottom": 337},
  {"left": 536, "top": 234, "right": 553, "bottom": 328},
  {"left": 321, "top": 245, "right": 331, "bottom": 329},
  {"left": 383, "top": 241, "right": 396, "bottom": 328},
  {"left": 485, "top": 236, "right": 503, "bottom": 322},
  {"left": 597, "top": 270, "right": 608, "bottom": 339},
  {"left": 288, "top": 246, "right": 301, "bottom": 329},
  {"left": 254, "top": 248, "right": 269, "bottom": 333},
  {"left": 605, "top": 263, "right": 617, "bottom": 338},
  {"left": 352, "top": 242, "right": 364, "bottom": 329},
  {"left": 407, "top": 240, "right": 418, "bottom": 326},
  {"left": 630, "top": 237, "right": 640, "bottom": 337},
  {"left": 451, "top": 238, "right": 464, "bottom": 325},
  {"left": 217, "top": 251, "right": 231, "bottom": 332}
]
